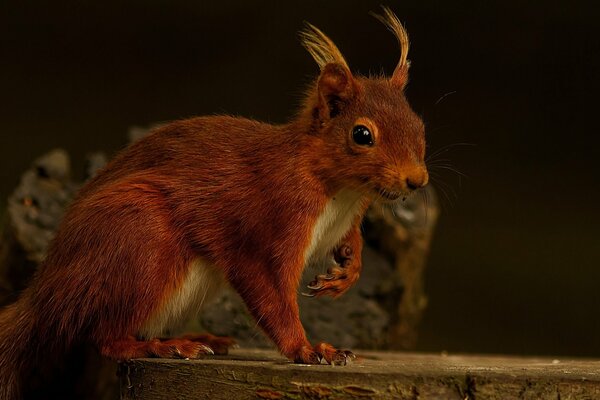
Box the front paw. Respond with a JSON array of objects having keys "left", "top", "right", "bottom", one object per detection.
[
  {"left": 293, "top": 345, "right": 322, "bottom": 364},
  {"left": 334, "top": 244, "right": 354, "bottom": 265},
  {"left": 293, "top": 343, "right": 355, "bottom": 366},
  {"left": 304, "top": 244, "right": 360, "bottom": 298}
]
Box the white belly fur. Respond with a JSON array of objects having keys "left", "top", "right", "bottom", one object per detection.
[
  {"left": 304, "top": 190, "right": 366, "bottom": 268},
  {"left": 138, "top": 258, "right": 226, "bottom": 339},
  {"left": 139, "top": 190, "right": 365, "bottom": 338}
]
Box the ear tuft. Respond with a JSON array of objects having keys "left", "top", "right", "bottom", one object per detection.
[
  {"left": 371, "top": 6, "right": 410, "bottom": 87},
  {"left": 300, "top": 23, "right": 350, "bottom": 71}
]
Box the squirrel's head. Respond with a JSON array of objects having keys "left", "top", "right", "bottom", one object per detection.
[{"left": 299, "top": 7, "right": 428, "bottom": 201}]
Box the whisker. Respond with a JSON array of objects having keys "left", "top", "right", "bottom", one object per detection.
[
  {"left": 426, "top": 124, "right": 455, "bottom": 135},
  {"left": 434, "top": 90, "right": 457, "bottom": 106},
  {"left": 420, "top": 188, "right": 429, "bottom": 225},
  {"left": 425, "top": 158, "right": 453, "bottom": 165},
  {"left": 436, "top": 179, "right": 457, "bottom": 201},
  {"left": 429, "top": 165, "right": 468, "bottom": 178},
  {"left": 429, "top": 171, "right": 458, "bottom": 199},
  {"left": 429, "top": 177, "right": 454, "bottom": 209},
  {"left": 391, "top": 203, "right": 398, "bottom": 219},
  {"left": 426, "top": 142, "right": 476, "bottom": 162},
  {"left": 425, "top": 188, "right": 432, "bottom": 222}
]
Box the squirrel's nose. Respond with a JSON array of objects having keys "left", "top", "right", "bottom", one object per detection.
[{"left": 405, "top": 168, "right": 429, "bottom": 190}]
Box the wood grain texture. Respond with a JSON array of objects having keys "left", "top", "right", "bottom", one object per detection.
[{"left": 120, "top": 349, "right": 600, "bottom": 399}]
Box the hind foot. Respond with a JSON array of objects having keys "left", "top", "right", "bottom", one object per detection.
[
  {"left": 100, "top": 336, "right": 215, "bottom": 360},
  {"left": 173, "top": 333, "right": 236, "bottom": 355}
]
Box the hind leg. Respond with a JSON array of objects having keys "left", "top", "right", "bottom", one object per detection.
[{"left": 73, "top": 180, "right": 208, "bottom": 360}]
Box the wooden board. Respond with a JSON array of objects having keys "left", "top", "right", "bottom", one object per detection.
[{"left": 119, "top": 349, "right": 600, "bottom": 399}]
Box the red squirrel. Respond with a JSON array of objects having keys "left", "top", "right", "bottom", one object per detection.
[{"left": 0, "top": 7, "right": 428, "bottom": 398}]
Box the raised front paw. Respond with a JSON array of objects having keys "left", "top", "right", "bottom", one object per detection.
[
  {"left": 304, "top": 244, "right": 360, "bottom": 298},
  {"left": 334, "top": 243, "right": 354, "bottom": 265},
  {"left": 294, "top": 342, "right": 356, "bottom": 366}
]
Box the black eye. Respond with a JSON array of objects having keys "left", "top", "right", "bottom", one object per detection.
[{"left": 352, "top": 125, "right": 374, "bottom": 146}]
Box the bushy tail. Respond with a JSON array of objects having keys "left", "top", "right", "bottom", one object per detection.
[{"left": 0, "top": 299, "right": 37, "bottom": 400}]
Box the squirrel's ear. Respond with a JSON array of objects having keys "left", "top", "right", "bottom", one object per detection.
[{"left": 316, "top": 62, "right": 356, "bottom": 121}]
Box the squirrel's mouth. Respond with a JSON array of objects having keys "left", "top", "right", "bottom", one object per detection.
[{"left": 374, "top": 187, "right": 404, "bottom": 202}]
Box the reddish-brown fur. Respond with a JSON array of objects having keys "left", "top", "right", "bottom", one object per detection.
[{"left": 0, "top": 8, "right": 428, "bottom": 398}]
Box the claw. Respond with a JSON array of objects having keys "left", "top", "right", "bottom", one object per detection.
[
  {"left": 316, "top": 273, "right": 335, "bottom": 281},
  {"left": 301, "top": 292, "right": 316, "bottom": 297},
  {"left": 307, "top": 282, "right": 323, "bottom": 290},
  {"left": 332, "top": 350, "right": 355, "bottom": 366},
  {"left": 200, "top": 345, "right": 215, "bottom": 355},
  {"left": 173, "top": 347, "right": 183, "bottom": 358}
]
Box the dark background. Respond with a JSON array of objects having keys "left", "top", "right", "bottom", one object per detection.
[{"left": 1, "top": 1, "right": 598, "bottom": 357}]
